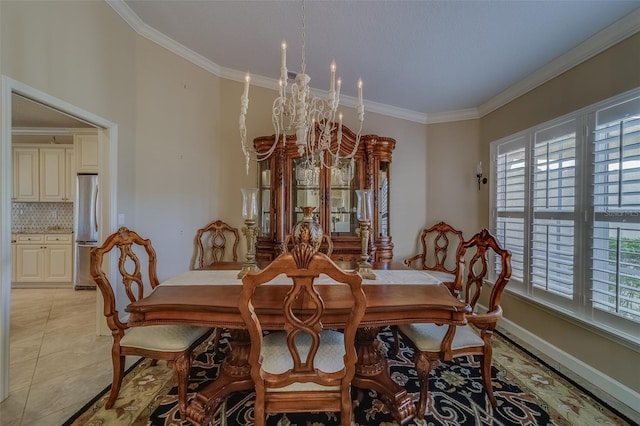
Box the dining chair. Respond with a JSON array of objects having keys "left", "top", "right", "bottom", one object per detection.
[
  {"left": 90, "top": 226, "right": 213, "bottom": 417},
  {"left": 392, "top": 222, "right": 465, "bottom": 354},
  {"left": 191, "top": 219, "right": 241, "bottom": 352},
  {"left": 282, "top": 232, "right": 334, "bottom": 256},
  {"left": 403, "top": 221, "right": 464, "bottom": 293},
  {"left": 239, "top": 244, "right": 366, "bottom": 426},
  {"left": 397, "top": 229, "right": 512, "bottom": 418},
  {"left": 192, "top": 219, "right": 240, "bottom": 269}
]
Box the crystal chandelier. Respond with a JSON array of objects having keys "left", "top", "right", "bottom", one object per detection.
[{"left": 239, "top": 0, "right": 364, "bottom": 175}]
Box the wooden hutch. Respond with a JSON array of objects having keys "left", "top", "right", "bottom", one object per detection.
[{"left": 254, "top": 123, "right": 396, "bottom": 265}]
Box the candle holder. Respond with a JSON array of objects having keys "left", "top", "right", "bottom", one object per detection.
[
  {"left": 238, "top": 188, "right": 259, "bottom": 278},
  {"left": 355, "top": 189, "right": 376, "bottom": 280}
]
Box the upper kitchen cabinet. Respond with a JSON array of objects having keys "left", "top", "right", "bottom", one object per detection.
[
  {"left": 74, "top": 134, "right": 99, "bottom": 173},
  {"left": 12, "top": 146, "right": 75, "bottom": 202},
  {"left": 12, "top": 148, "right": 39, "bottom": 202},
  {"left": 254, "top": 123, "right": 396, "bottom": 265}
]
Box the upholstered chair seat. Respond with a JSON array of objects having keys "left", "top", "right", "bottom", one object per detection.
[
  {"left": 121, "top": 325, "right": 210, "bottom": 352},
  {"left": 398, "top": 323, "right": 484, "bottom": 352}
]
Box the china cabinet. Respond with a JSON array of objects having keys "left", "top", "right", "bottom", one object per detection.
[{"left": 254, "top": 123, "right": 395, "bottom": 265}]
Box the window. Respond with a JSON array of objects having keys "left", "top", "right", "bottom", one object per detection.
[{"left": 491, "top": 89, "right": 640, "bottom": 343}]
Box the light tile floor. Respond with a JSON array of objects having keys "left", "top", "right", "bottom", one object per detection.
[{"left": 0, "top": 287, "right": 135, "bottom": 426}]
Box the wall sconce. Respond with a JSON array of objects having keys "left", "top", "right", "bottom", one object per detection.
[
  {"left": 238, "top": 187, "right": 259, "bottom": 278},
  {"left": 476, "top": 162, "right": 488, "bottom": 191},
  {"left": 355, "top": 189, "right": 376, "bottom": 280}
]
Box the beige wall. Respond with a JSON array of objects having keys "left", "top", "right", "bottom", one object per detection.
[
  {"left": 426, "top": 119, "right": 484, "bottom": 238},
  {"left": 479, "top": 32, "right": 640, "bottom": 397}
]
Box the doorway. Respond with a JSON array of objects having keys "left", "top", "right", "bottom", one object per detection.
[{"left": 1, "top": 76, "right": 118, "bottom": 401}]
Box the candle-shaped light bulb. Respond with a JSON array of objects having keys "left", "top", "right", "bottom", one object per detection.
[
  {"left": 281, "top": 41, "right": 287, "bottom": 68},
  {"left": 330, "top": 60, "right": 336, "bottom": 93},
  {"left": 358, "top": 79, "right": 363, "bottom": 105},
  {"left": 339, "top": 112, "right": 343, "bottom": 127},
  {"left": 243, "top": 73, "right": 250, "bottom": 98},
  {"left": 476, "top": 161, "right": 483, "bottom": 176}
]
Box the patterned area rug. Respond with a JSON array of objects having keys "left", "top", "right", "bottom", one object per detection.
[{"left": 66, "top": 328, "right": 632, "bottom": 426}]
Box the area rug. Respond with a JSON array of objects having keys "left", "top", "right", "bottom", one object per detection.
[{"left": 65, "top": 327, "right": 632, "bottom": 426}]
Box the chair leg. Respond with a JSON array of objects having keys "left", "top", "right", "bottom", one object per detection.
[
  {"left": 106, "top": 352, "right": 125, "bottom": 409},
  {"left": 340, "top": 389, "right": 353, "bottom": 426},
  {"left": 414, "top": 352, "right": 435, "bottom": 419},
  {"left": 253, "top": 391, "right": 265, "bottom": 426},
  {"left": 481, "top": 347, "right": 497, "bottom": 406},
  {"left": 173, "top": 352, "right": 193, "bottom": 418}
]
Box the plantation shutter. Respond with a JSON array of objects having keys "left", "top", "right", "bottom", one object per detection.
[
  {"left": 591, "top": 96, "right": 640, "bottom": 321},
  {"left": 495, "top": 137, "right": 526, "bottom": 282},
  {"left": 531, "top": 120, "right": 576, "bottom": 298}
]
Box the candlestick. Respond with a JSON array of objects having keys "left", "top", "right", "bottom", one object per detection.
[{"left": 239, "top": 187, "right": 260, "bottom": 278}]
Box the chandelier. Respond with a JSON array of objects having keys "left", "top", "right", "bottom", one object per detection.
[{"left": 239, "top": 0, "right": 365, "bottom": 175}]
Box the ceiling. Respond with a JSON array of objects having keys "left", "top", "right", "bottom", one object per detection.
[
  {"left": 114, "top": 0, "right": 640, "bottom": 123},
  {"left": 11, "top": 1, "right": 640, "bottom": 131},
  {"left": 11, "top": 94, "right": 93, "bottom": 144}
]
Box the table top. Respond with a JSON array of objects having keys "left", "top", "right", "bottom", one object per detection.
[{"left": 126, "top": 268, "right": 469, "bottom": 329}]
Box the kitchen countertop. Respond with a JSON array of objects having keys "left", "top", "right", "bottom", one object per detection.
[{"left": 11, "top": 228, "right": 74, "bottom": 234}]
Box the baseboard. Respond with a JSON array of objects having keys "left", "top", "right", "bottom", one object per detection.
[{"left": 498, "top": 318, "right": 640, "bottom": 423}]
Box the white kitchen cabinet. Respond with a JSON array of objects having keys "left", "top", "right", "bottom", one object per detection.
[
  {"left": 12, "top": 146, "right": 75, "bottom": 202},
  {"left": 75, "top": 134, "right": 99, "bottom": 173},
  {"left": 39, "top": 148, "right": 66, "bottom": 202},
  {"left": 12, "top": 148, "right": 39, "bottom": 202},
  {"left": 15, "top": 234, "right": 73, "bottom": 282}
]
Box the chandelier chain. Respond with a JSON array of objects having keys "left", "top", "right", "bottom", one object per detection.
[{"left": 301, "top": 0, "right": 306, "bottom": 75}]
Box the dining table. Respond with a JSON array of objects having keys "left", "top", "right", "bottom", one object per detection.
[{"left": 125, "top": 262, "right": 469, "bottom": 425}]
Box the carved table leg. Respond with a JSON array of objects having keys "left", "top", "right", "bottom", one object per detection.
[
  {"left": 352, "top": 327, "right": 416, "bottom": 424},
  {"left": 186, "top": 329, "right": 254, "bottom": 426}
]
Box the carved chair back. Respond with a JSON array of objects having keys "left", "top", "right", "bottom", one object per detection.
[
  {"left": 404, "top": 221, "right": 464, "bottom": 273},
  {"left": 282, "top": 233, "right": 334, "bottom": 257},
  {"left": 90, "top": 226, "right": 159, "bottom": 336},
  {"left": 458, "top": 228, "right": 512, "bottom": 316},
  {"left": 193, "top": 219, "right": 240, "bottom": 269}
]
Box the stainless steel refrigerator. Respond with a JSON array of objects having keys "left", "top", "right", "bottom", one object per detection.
[{"left": 74, "top": 174, "right": 99, "bottom": 289}]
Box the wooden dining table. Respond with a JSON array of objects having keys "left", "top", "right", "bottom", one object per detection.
[{"left": 126, "top": 263, "right": 469, "bottom": 425}]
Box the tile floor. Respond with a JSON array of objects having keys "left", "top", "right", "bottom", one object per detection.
[{"left": 0, "top": 286, "right": 135, "bottom": 426}]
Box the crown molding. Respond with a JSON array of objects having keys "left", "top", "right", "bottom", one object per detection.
[
  {"left": 426, "top": 108, "right": 480, "bottom": 124},
  {"left": 107, "top": 0, "right": 640, "bottom": 125},
  {"left": 478, "top": 8, "right": 640, "bottom": 118}
]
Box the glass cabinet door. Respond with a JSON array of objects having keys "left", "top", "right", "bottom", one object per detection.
[
  {"left": 329, "top": 159, "right": 359, "bottom": 236},
  {"left": 378, "top": 162, "right": 390, "bottom": 237},
  {"left": 258, "top": 162, "right": 271, "bottom": 237},
  {"left": 292, "top": 157, "right": 321, "bottom": 225}
]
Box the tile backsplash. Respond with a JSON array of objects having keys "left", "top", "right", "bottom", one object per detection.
[{"left": 12, "top": 202, "right": 74, "bottom": 232}]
